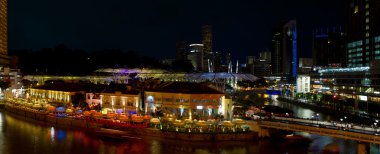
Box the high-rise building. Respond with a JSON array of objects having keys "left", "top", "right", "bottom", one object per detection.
[
  {"left": 254, "top": 50, "right": 271, "bottom": 77},
  {"left": 312, "top": 26, "right": 346, "bottom": 67},
  {"left": 187, "top": 44, "right": 204, "bottom": 71},
  {"left": 259, "top": 50, "right": 271, "bottom": 63},
  {"left": 346, "top": 0, "right": 380, "bottom": 67},
  {"left": 246, "top": 56, "right": 255, "bottom": 74},
  {"left": 212, "top": 51, "right": 222, "bottom": 72},
  {"left": 298, "top": 58, "right": 313, "bottom": 74},
  {"left": 0, "top": 0, "right": 9, "bottom": 66},
  {"left": 202, "top": 25, "right": 214, "bottom": 72},
  {"left": 175, "top": 41, "right": 187, "bottom": 61},
  {"left": 202, "top": 25, "right": 213, "bottom": 54},
  {"left": 271, "top": 20, "right": 298, "bottom": 79}
]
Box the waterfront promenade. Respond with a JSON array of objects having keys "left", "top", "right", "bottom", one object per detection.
[{"left": 3, "top": 102, "right": 257, "bottom": 141}]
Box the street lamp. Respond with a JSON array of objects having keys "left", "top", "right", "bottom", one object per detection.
[
  {"left": 340, "top": 118, "right": 343, "bottom": 130},
  {"left": 311, "top": 116, "right": 315, "bottom": 125},
  {"left": 374, "top": 122, "right": 378, "bottom": 132},
  {"left": 344, "top": 116, "right": 347, "bottom": 128},
  {"left": 316, "top": 113, "right": 320, "bottom": 125},
  {"left": 285, "top": 113, "right": 289, "bottom": 122}
]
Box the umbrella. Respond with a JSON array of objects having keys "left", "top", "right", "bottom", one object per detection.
[
  {"left": 143, "top": 115, "right": 151, "bottom": 120},
  {"left": 221, "top": 121, "right": 234, "bottom": 127},
  {"left": 206, "top": 119, "right": 216, "bottom": 125},
  {"left": 33, "top": 104, "right": 42, "bottom": 109},
  {"left": 83, "top": 111, "right": 91, "bottom": 117},
  {"left": 56, "top": 107, "right": 66, "bottom": 113},
  {"left": 184, "top": 119, "right": 193, "bottom": 124},
  {"left": 132, "top": 115, "right": 144, "bottom": 123},
  {"left": 66, "top": 109, "right": 73, "bottom": 113},
  {"left": 47, "top": 106, "right": 56, "bottom": 112},
  {"left": 118, "top": 115, "right": 129, "bottom": 121},
  {"left": 173, "top": 120, "right": 184, "bottom": 126},
  {"left": 150, "top": 118, "right": 160, "bottom": 124},
  {"left": 93, "top": 112, "right": 103, "bottom": 118},
  {"left": 106, "top": 113, "right": 116, "bottom": 119},
  {"left": 195, "top": 120, "right": 208, "bottom": 127},
  {"left": 233, "top": 119, "right": 247, "bottom": 125}
]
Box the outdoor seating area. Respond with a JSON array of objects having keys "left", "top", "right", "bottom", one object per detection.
[{"left": 155, "top": 114, "right": 250, "bottom": 134}]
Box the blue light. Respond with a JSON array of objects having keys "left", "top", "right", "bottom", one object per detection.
[{"left": 292, "top": 26, "right": 297, "bottom": 78}]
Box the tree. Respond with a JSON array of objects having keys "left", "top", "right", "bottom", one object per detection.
[
  {"left": 0, "top": 81, "right": 10, "bottom": 91},
  {"left": 171, "top": 60, "right": 194, "bottom": 72},
  {"left": 71, "top": 92, "right": 86, "bottom": 108}
]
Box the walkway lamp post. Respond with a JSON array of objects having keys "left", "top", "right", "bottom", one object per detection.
[
  {"left": 344, "top": 116, "right": 347, "bottom": 128},
  {"left": 316, "top": 113, "right": 319, "bottom": 125},
  {"left": 374, "top": 122, "right": 377, "bottom": 132},
  {"left": 311, "top": 116, "right": 314, "bottom": 125},
  {"left": 340, "top": 118, "right": 343, "bottom": 130},
  {"left": 285, "top": 113, "right": 289, "bottom": 122}
]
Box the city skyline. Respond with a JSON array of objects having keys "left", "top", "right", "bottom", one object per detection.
[{"left": 8, "top": 0, "right": 344, "bottom": 61}]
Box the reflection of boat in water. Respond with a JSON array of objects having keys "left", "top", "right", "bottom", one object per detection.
[{"left": 95, "top": 128, "right": 142, "bottom": 141}]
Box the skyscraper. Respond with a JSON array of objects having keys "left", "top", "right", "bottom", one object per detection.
[
  {"left": 202, "top": 25, "right": 212, "bottom": 54},
  {"left": 312, "top": 26, "right": 346, "bottom": 67},
  {"left": 187, "top": 44, "right": 204, "bottom": 71},
  {"left": 255, "top": 50, "right": 271, "bottom": 77},
  {"left": 202, "top": 25, "right": 213, "bottom": 72},
  {"left": 271, "top": 20, "right": 298, "bottom": 78},
  {"left": 346, "top": 0, "right": 380, "bottom": 67},
  {"left": 0, "top": 0, "right": 9, "bottom": 66}
]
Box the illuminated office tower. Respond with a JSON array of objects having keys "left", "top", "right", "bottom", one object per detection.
[
  {"left": 346, "top": 0, "right": 380, "bottom": 67},
  {"left": 271, "top": 20, "right": 298, "bottom": 78}
]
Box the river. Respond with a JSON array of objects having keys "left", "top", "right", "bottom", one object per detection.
[{"left": 268, "top": 95, "right": 380, "bottom": 154}]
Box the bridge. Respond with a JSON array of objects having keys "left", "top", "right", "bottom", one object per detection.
[{"left": 255, "top": 117, "right": 380, "bottom": 145}]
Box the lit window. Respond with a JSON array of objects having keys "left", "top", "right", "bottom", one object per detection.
[
  {"left": 375, "top": 36, "right": 380, "bottom": 43},
  {"left": 366, "top": 25, "right": 369, "bottom": 30},
  {"left": 366, "top": 32, "right": 370, "bottom": 37},
  {"left": 365, "top": 4, "right": 369, "bottom": 9},
  {"left": 366, "top": 11, "right": 369, "bottom": 16}
]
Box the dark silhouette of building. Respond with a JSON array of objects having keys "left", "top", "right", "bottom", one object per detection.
[
  {"left": 254, "top": 50, "right": 271, "bottom": 77},
  {"left": 271, "top": 20, "right": 298, "bottom": 79},
  {"left": 312, "top": 26, "right": 346, "bottom": 67},
  {"left": 202, "top": 25, "right": 213, "bottom": 54},
  {"left": 187, "top": 44, "right": 204, "bottom": 71},
  {"left": 345, "top": 0, "right": 380, "bottom": 67},
  {"left": 213, "top": 51, "right": 222, "bottom": 72},
  {"left": 202, "top": 25, "right": 213, "bottom": 72},
  {"left": 246, "top": 56, "right": 255, "bottom": 74},
  {"left": 175, "top": 41, "right": 187, "bottom": 61}
]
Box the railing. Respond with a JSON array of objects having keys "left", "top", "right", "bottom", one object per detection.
[{"left": 258, "top": 120, "right": 380, "bottom": 144}]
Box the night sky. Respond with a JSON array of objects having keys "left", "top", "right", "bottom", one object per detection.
[{"left": 8, "top": 0, "right": 344, "bottom": 61}]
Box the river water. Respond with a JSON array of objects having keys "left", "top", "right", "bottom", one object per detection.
[{"left": 0, "top": 97, "right": 380, "bottom": 154}]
